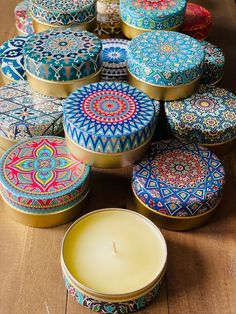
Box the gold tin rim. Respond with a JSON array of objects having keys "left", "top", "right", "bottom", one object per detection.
[
  {"left": 0, "top": 70, "right": 17, "bottom": 85},
  {"left": 61, "top": 208, "right": 167, "bottom": 301}
]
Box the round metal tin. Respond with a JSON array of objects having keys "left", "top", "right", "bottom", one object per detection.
[{"left": 15, "top": 0, "right": 35, "bottom": 36}]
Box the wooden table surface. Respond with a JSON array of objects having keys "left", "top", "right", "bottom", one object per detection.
[{"left": 0, "top": 1, "right": 235, "bottom": 313}]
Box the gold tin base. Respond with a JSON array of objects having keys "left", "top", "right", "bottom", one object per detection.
[
  {"left": 121, "top": 19, "right": 182, "bottom": 40},
  {"left": 0, "top": 70, "right": 16, "bottom": 85},
  {"left": 65, "top": 132, "right": 153, "bottom": 169},
  {"left": 127, "top": 70, "right": 200, "bottom": 101},
  {"left": 203, "top": 136, "right": 236, "bottom": 157},
  {"left": 26, "top": 68, "right": 102, "bottom": 98},
  {"left": 1, "top": 190, "right": 89, "bottom": 228},
  {"left": 132, "top": 188, "right": 221, "bottom": 231}
]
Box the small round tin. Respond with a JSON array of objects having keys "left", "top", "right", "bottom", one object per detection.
[
  {"left": 182, "top": 3, "right": 212, "bottom": 40},
  {"left": 29, "top": 0, "right": 97, "bottom": 32},
  {"left": 0, "top": 81, "right": 63, "bottom": 154},
  {"left": 15, "top": 0, "right": 34, "bottom": 36},
  {"left": 132, "top": 139, "right": 225, "bottom": 231},
  {"left": 164, "top": 85, "right": 236, "bottom": 155},
  {"left": 127, "top": 31, "right": 205, "bottom": 101},
  {"left": 120, "top": 0, "right": 187, "bottom": 39},
  {"left": 23, "top": 28, "right": 102, "bottom": 98},
  {"left": 0, "top": 136, "right": 90, "bottom": 227},
  {"left": 101, "top": 39, "right": 129, "bottom": 82},
  {"left": 61, "top": 208, "right": 167, "bottom": 313},
  {"left": 64, "top": 82, "right": 156, "bottom": 168},
  {"left": 0, "top": 36, "right": 27, "bottom": 84},
  {"left": 201, "top": 41, "right": 225, "bottom": 85}
]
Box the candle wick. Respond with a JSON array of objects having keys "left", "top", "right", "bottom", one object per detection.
[{"left": 112, "top": 241, "right": 117, "bottom": 254}]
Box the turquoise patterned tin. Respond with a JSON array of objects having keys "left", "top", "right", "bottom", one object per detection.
[
  {"left": 127, "top": 31, "right": 205, "bottom": 100},
  {"left": 120, "top": 0, "right": 187, "bottom": 39},
  {"left": 23, "top": 28, "right": 102, "bottom": 97}
]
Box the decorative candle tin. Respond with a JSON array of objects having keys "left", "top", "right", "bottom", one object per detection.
[
  {"left": 15, "top": 0, "right": 34, "bottom": 36},
  {"left": 201, "top": 41, "right": 225, "bottom": 85},
  {"left": 182, "top": 3, "right": 212, "bottom": 40},
  {"left": 120, "top": 0, "right": 187, "bottom": 39},
  {"left": 29, "top": 0, "right": 97, "bottom": 32},
  {"left": 132, "top": 139, "right": 225, "bottom": 231},
  {"left": 64, "top": 82, "right": 156, "bottom": 168},
  {"left": 0, "top": 137, "right": 90, "bottom": 227},
  {"left": 23, "top": 28, "right": 102, "bottom": 98},
  {"left": 0, "top": 36, "right": 27, "bottom": 84},
  {"left": 127, "top": 31, "right": 205, "bottom": 100},
  {"left": 0, "top": 81, "right": 63, "bottom": 154},
  {"left": 101, "top": 39, "right": 129, "bottom": 82},
  {"left": 61, "top": 208, "right": 167, "bottom": 313},
  {"left": 164, "top": 85, "right": 236, "bottom": 155}
]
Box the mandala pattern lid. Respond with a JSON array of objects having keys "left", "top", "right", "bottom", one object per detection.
[
  {"left": 127, "top": 31, "right": 205, "bottom": 86},
  {"left": 183, "top": 3, "right": 212, "bottom": 40},
  {"left": 132, "top": 139, "right": 225, "bottom": 217},
  {"left": 120, "top": 0, "right": 187, "bottom": 30},
  {"left": 164, "top": 85, "right": 236, "bottom": 144},
  {"left": 101, "top": 39, "right": 129, "bottom": 82},
  {"left": 0, "top": 137, "right": 90, "bottom": 213},
  {"left": 30, "top": 0, "right": 97, "bottom": 26},
  {"left": 64, "top": 82, "right": 156, "bottom": 154},
  {"left": 15, "top": 0, "right": 34, "bottom": 35},
  {"left": 0, "top": 81, "right": 63, "bottom": 141},
  {"left": 23, "top": 29, "right": 102, "bottom": 81},
  {"left": 201, "top": 41, "right": 225, "bottom": 85},
  {"left": 0, "top": 36, "right": 27, "bottom": 81}
]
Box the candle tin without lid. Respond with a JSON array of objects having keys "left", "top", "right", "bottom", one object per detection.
[
  {"left": 120, "top": 0, "right": 187, "bottom": 39},
  {"left": 23, "top": 28, "right": 102, "bottom": 98},
  {"left": 64, "top": 82, "right": 156, "bottom": 168},
  {"left": 164, "top": 85, "right": 236, "bottom": 156},
  {"left": 61, "top": 208, "right": 167, "bottom": 313},
  {"left": 29, "top": 0, "right": 97, "bottom": 32},
  {"left": 15, "top": 0, "right": 35, "bottom": 36},
  {"left": 127, "top": 31, "right": 205, "bottom": 101},
  {"left": 0, "top": 137, "right": 90, "bottom": 227},
  {"left": 132, "top": 139, "right": 225, "bottom": 231}
]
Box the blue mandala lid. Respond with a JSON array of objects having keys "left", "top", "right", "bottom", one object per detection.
[
  {"left": 132, "top": 139, "right": 225, "bottom": 217},
  {"left": 165, "top": 85, "right": 236, "bottom": 144},
  {"left": 127, "top": 31, "right": 205, "bottom": 86},
  {"left": 24, "top": 28, "right": 102, "bottom": 81},
  {"left": 64, "top": 82, "right": 156, "bottom": 154}
]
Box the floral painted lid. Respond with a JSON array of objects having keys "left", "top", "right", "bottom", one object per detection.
[
  {"left": 24, "top": 28, "right": 102, "bottom": 81},
  {"left": 64, "top": 82, "right": 156, "bottom": 153},
  {"left": 0, "top": 81, "right": 63, "bottom": 141},
  {"left": 0, "top": 36, "right": 27, "bottom": 81},
  {"left": 132, "top": 139, "right": 225, "bottom": 217},
  {"left": 127, "top": 31, "right": 205, "bottom": 86},
  {"left": 164, "top": 85, "right": 236, "bottom": 144},
  {"left": 30, "top": 0, "right": 97, "bottom": 26},
  {"left": 120, "top": 0, "right": 187, "bottom": 30},
  {"left": 0, "top": 137, "right": 90, "bottom": 213},
  {"left": 15, "top": 0, "right": 34, "bottom": 35}
]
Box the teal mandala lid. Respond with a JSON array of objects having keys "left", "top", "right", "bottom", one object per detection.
[
  {"left": 132, "top": 139, "right": 225, "bottom": 217},
  {"left": 30, "top": 0, "right": 97, "bottom": 26},
  {"left": 0, "top": 136, "right": 90, "bottom": 213},
  {"left": 23, "top": 28, "right": 102, "bottom": 81},
  {"left": 127, "top": 31, "right": 205, "bottom": 86},
  {"left": 164, "top": 85, "right": 236, "bottom": 144},
  {"left": 64, "top": 82, "right": 156, "bottom": 154},
  {"left": 120, "top": 0, "right": 187, "bottom": 30}
]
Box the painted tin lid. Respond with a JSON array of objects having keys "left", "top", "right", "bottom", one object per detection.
[
  {"left": 0, "top": 137, "right": 90, "bottom": 213},
  {"left": 0, "top": 36, "right": 27, "bottom": 81},
  {"left": 201, "top": 41, "right": 225, "bottom": 85},
  {"left": 101, "top": 39, "right": 129, "bottom": 82},
  {"left": 0, "top": 81, "right": 63, "bottom": 141},
  {"left": 23, "top": 28, "right": 102, "bottom": 81},
  {"left": 132, "top": 139, "right": 225, "bottom": 217},
  {"left": 15, "top": 0, "right": 34, "bottom": 35},
  {"left": 30, "top": 0, "right": 97, "bottom": 26},
  {"left": 120, "top": 0, "right": 187, "bottom": 30},
  {"left": 64, "top": 82, "right": 156, "bottom": 153},
  {"left": 164, "top": 85, "right": 236, "bottom": 144},
  {"left": 127, "top": 31, "right": 205, "bottom": 86},
  {"left": 183, "top": 3, "right": 212, "bottom": 40}
]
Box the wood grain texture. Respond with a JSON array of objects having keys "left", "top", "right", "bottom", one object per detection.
[{"left": 0, "top": 0, "right": 235, "bottom": 313}]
